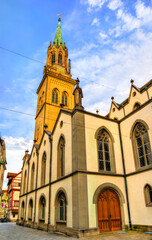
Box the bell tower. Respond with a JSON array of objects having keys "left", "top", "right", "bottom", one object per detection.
[{"left": 34, "top": 17, "right": 75, "bottom": 143}]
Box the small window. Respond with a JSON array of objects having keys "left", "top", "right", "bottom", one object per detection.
[
  {"left": 14, "top": 201, "right": 19, "bottom": 207},
  {"left": 144, "top": 184, "right": 152, "bottom": 206},
  {"left": 133, "top": 102, "right": 141, "bottom": 111}
]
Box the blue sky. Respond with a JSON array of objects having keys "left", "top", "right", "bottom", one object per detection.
[{"left": 1, "top": 0, "right": 152, "bottom": 188}]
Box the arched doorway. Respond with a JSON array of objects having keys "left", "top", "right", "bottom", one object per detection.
[{"left": 97, "top": 189, "right": 122, "bottom": 232}]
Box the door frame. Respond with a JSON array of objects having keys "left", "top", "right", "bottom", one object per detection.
[{"left": 93, "top": 183, "right": 125, "bottom": 231}]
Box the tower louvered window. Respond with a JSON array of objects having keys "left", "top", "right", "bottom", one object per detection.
[
  {"left": 97, "top": 130, "right": 111, "bottom": 171},
  {"left": 58, "top": 53, "right": 62, "bottom": 65},
  {"left": 62, "top": 92, "right": 68, "bottom": 106},
  {"left": 52, "top": 53, "right": 55, "bottom": 64}
]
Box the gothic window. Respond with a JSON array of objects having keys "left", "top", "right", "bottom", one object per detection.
[
  {"left": 56, "top": 192, "right": 67, "bottom": 222},
  {"left": 133, "top": 123, "right": 152, "bottom": 168},
  {"left": 28, "top": 199, "right": 33, "bottom": 219},
  {"left": 41, "top": 152, "right": 46, "bottom": 186},
  {"left": 57, "top": 137, "right": 65, "bottom": 178},
  {"left": 144, "top": 184, "right": 152, "bottom": 206},
  {"left": 133, "top": 102, "right": 141, "bottom": 111},
  {"left": 23, "top": 171, "right": 27, "bottom": 194},
  {"left": 97, "top": 128, "right": 115, "bottom": 172},
  {"left": 52, "top": 53, "right": 55, "bottom": 64},
  {"left": 58, "top": 53, "right": 62, "bottom": 65},
  {"left": 39, "top": 196, "right": 46, "bottom": 220},
  {"left": 62, "top": 92, "right": 68, "bottom": 106},
  {"left": 30, "top": 163, "right": 35, "bottom": 191},
  {"left": 52, "top": 89, "right": 59, "bottom": 104}
]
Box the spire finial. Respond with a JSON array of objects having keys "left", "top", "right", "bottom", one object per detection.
[{"left": 57, "top": 14, "right": 61, "bottom": 22}]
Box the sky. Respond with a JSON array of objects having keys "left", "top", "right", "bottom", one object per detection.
[{"left": 0, "top": 0, "right": 152, "bottom": 188}]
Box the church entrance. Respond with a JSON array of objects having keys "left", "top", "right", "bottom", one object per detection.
[{"left": 97, "top": 189, "right": 122, "bottom": 232}]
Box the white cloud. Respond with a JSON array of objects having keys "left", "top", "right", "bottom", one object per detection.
[
  {"left": 99, "top": 31, "right": 108, "bottom": 39},
  {"left": 135, "top": 0, "right": 152, "bottom": 23},
  {"left": 108, "top": 0, "right": 123, "bottom": 10},
  {"left": 117, "top": 9, "right": 141, "bottom": 32},
  {"left": 91, "top": 18, "right": 100, "bottom": 26},
  {"left": 88, "top": 0, "right": 107, "bottom": 8}
]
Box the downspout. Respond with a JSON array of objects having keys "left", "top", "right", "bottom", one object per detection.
[
  {"left": 18, "top": 168, "right": 23, "bottom": 221},
  {"left": 145, "top": 87, "right": 150, "bottom": 100},
  {"left": 34, "top": 148, "right": 39, "bottom": 225},
  {"left": 118, "top": 123, "right": 132, "bottom": 230},
  {"left": 47, "top": 134, "right": 52, "bottom": 232},
  {"left": 25, "top": 158, "right": 30, "bottom": 222}
]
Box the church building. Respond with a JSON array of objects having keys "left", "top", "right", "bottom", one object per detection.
[{"left": 18, "top": 17, "right": 152, "bottom": 237}]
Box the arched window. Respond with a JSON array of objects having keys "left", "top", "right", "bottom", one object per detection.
[
  {"left": 133, "top": 102, "right": 141, "bottom": 111},
  {"left": 133, "top": 123, "right": 152, "bottom": 168},
  {"left": 144, "top": 185, "right": 152, "bottom": 206},
  {"left": 97, "top": 129, "right": 115, "bottom": 172},
  {"left": 62, "top": 92, "right": 68, "bottom": 106},
  {"left": 58, "top": 53, "right": 62, "bottom": 65},
  {"left": 21, "top": 201, "right": 25, "bottom": 219},
  {"left": 52, "top": 89, "right": 58, "bottom": 104},
  {"left": 41, "top": 152, "right": 46, "bottom": 186},
  {"left": 52, "top": 53, "right": 55, "bottom": 64},
  {"left": 56, "top": 192, "right": 67, "bottom": 221},
  {"left": 30, "top": 163, "right": 35, "bottom": 191},
  {"left": 23, "top": 171, "right": 27, "bottom": 194},
  {"left": 39, "top": 196, "right": 46, "bottom": 220},
  {"left": 57, "top": 137, "right": 65, "bottom": 178},
  {"left": 28, "top": 199, "right": 33, "bottom": 220}
]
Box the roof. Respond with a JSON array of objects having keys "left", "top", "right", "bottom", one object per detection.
[
  {"left": 54, "top": 17, "right": 63, "bottom": 46},
  {"left": 7, "top": 172, "right": 18, "bottom": 178}
]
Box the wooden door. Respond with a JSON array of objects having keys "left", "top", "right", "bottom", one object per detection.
[{"left": 97, "top": 189, "right": 122, "bottom": 232}]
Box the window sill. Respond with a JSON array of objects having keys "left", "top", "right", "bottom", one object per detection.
[
  {"left": 136, "top": 164, "right": 152, "bottom": 172},
  {"left": 39, "top": 219, "right": 45, "bottom": 222},
  {"left": 56, "top": 220, "right": 66, "bottom": 224},
  {"left": 146, "top": 203, "right": 152, "bottom": 207}
]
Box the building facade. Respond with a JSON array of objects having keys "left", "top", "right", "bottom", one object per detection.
[
  {"left": 0, "top": 190, "right": 8, "bottom": 219},
  {"left": 0, "top": 138, "right": 7, "bottom": 195},
  {"left": 18, "top": 18, "right": 152, "bottom": 237},
  {"left": 7, "top": 172, "right": 21, "bottom": 221}
]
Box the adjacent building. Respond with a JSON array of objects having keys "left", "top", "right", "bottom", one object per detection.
[
  {"left": 0, "top": 190, "right": 8, "bottom": 219},
  {"left": 7, "top": 172, "right": 21, "bottom": 221},
  {"left": 18, "top": 17, "right": 152, "bottom": 237},
  {"left": 0, "top": 138, "right": 7, "bottom": 195}
]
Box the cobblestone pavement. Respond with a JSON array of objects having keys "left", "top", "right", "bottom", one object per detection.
[{"left": 0, "top": 223, "right": 152, "bottom": 240}]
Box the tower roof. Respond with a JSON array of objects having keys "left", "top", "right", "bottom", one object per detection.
[{"left": 54, "top": 16, "right": 63, "bottom": 46}]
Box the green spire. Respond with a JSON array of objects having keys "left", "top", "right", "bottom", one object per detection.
[{"left": 54, "top": 17, "right": 63, "bottom": 46}]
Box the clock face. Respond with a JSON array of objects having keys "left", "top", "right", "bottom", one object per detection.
[{"left": 57, "top": 65, "right": 64, "bottom": 73}]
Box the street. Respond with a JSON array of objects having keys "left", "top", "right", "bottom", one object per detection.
[{"left": 0, "top": 223, "right": 152, "bottom": 240}]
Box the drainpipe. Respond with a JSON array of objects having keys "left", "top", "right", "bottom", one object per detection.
[
  {"left": 122, "top": 105, "right": 125, "bottom": 117},
  {"left": 25, "top": 154, "right": 30, "bottom": 222},
  {"left": 18, "top": 168, "right": 23, "bottom": 221},
  {"left": 118, "top": 123, "right": 132, "bottom": 230},
  {"left": 34, "top": 148, "right": 39, "bottom": 225},
  {"left": 47, "top": 134, "right": 52, "bottom": 232},
  {"left": 145, "top": 87, "right": 150, "bottom": 100}
]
